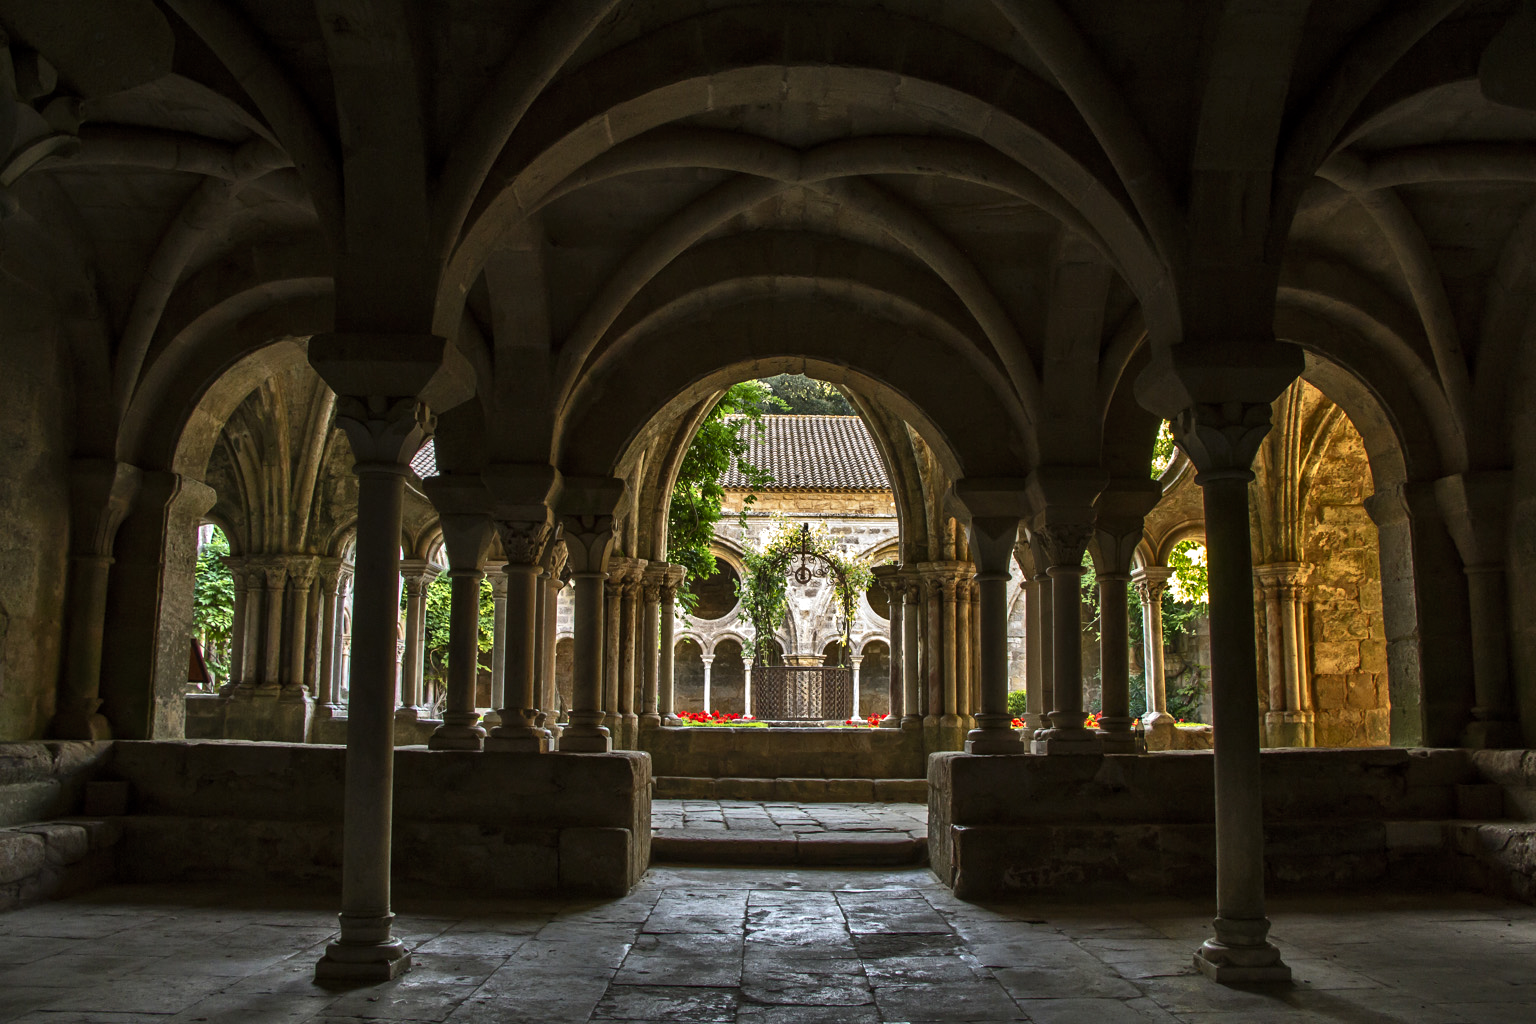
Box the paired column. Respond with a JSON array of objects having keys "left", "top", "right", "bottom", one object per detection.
[
  {"left": 221, "top": 558, "right": 251, "bottom": 694},
  {"left": 558, "top": 513, "right": 617, "bottom": 752},
  {"left": 396, "top": 560, "right": 438, "bottom": 719},
  {"left": 485, "top": 564, "right": 508, "bottom": 726},
  {"left": 1030, "top": 519, "right": 1100, "bottom": 755},
  {"left": 871, "top": 566, "right": 904, "bottom": 728},
  {"left": 901, "top": 573, "right": 922, "bottom": 728},
  {"left": 618, "top": 563, "right": 646, "bottom": 747},
  {"left": 639, "top": 565, "right": 666, "bottom": 729},
  {"left": 966, "top": 517, "right": 1024, "bottom": 754},
  {"left": 601, "top": 559, "right": 630, "bottom": 740},
  {"left": 1256, "top": 563, "right": 1315, "bottom": 747},
  {"left": 285, "top": 558, "right": 319, "bottom": 703},
  {"left": 1132, "top": 567, "right": 1174, "bottom": 747},
  {"left": 657, "top": 567, "right": 685, "bottom": 723},
  {"left": 316, "top": 559, "right": 347, "bottom": 717},
  {"left": 486, "top": 521, "right": 551, "bottom": 752},
  {"left": 1022, "top": 567, "right": 1053, "bottom": 733},
  {"left": 538, "top": 538, "right": 568, "bottom": 738},
  {"left": 427, "top": 512, "right": 495, "bottom": 751},
  {"left": 1092, "top": 499, "right": 1156, "bottom": 755}
]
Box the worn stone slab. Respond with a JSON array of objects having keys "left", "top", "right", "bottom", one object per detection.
[{"left": 0, "top": 829, "right": 46, "bottom": 884}]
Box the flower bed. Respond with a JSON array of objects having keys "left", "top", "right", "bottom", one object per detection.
[{"left": 676, "top": 711, "right": 769, "bottom": 728}]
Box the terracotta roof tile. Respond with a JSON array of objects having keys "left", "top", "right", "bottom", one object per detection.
[{"left": 722, "top": 415, "right": 891, "bottom": 491}]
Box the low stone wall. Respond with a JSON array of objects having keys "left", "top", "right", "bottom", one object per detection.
[
  {"left": 641, "top": 726, "right": 924, "bottom": 780},
  {"left": 0, "top": 819, "right": 120, "bottom": 911},
  {"left": 0, "top": 742, "right": 113, "bottom": 826},
  {"left": 929, "top": 748, "right": 1489, "bottom": 899},
  {"left": 106, "top": 741, "right": 650, "bottom": 896},
  {"left": 187, "top": 694, "right": 442, "bottom": 746}
]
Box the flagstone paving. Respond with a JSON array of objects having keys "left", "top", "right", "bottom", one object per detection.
[{"left": 3, "top": 862, "right": 1536, "bottom": 1022}]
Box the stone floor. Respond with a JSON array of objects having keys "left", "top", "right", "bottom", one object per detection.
[
  {"left": 651, "top": 800, "right": 928, "bottom": 838},
  {"left": 3, "top": 865, "right": 1536, "bottom": 1023},
  {"left": 650, "top": 800, "right": 930, "bottom": 866}
]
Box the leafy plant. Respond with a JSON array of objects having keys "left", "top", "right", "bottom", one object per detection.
[
  {"left": 417, "top": 574, "right": 495, "bottom": 694},
  {"left": 192, "top": 527, "right": 235, "bottom": 684},
  {"left": 1006, "top": 689, "right": 1029, "bottom": 719},
  {"left": 758, "top": 373, "right": 855, "bottom": 415},
  {"left": 735, "top": 518, "right": 873, "bottom": 664},
  {"left": 1150, "top": 420, "right": 1176, "bottom": 478},
  {"left": 667, "top": 381, "right": 784, "bottom": 614}
]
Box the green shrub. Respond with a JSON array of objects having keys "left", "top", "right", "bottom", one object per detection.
[{"left": 1006, "top": 689, "right": 1029, "bottom": 718}]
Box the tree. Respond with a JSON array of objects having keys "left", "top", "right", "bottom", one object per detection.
[
  {"left": 193, "top": 527, "right": 236, "bottom": 684},
  {"left": 758, "top": 374, "right": 855, "bottom": 415},
  {"left": 414, "top": 574, "right": 496, "bottom": 707},
  {"left": 667, "top": 381, "right": 783, "bottom": 612}
]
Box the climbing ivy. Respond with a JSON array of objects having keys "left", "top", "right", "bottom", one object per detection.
[
  {"left": 736, "top": 518, "right": 874, "bottom": 664},
  {"left": 192, "top": 527, "right": 235, "bottom": 684}
]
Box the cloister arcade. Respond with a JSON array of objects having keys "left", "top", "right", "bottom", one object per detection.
[{"left": 3, "top": 0, "right": 1536, "bottom": 996}]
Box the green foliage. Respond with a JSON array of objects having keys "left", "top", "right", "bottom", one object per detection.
[
  {"left": 421, "top": 574, "right": 496, "bottom": 691},
  {"left": 193, "top": 527, "right": 235, "bottom": 684},
  {"left": 758, "top": 374, "right": 855, "bottom": 415},
  {"left": 1166, "top": 539, "right": 1208, "bottom": 604},
  {"left": 1006, "top": 689, "right": 1029, "bottom": 719},
  {"left": 736, "top": 518, "right": 874, "bottom": 664},
  {"left": 668, "top": 381, "right": 785, "bottom": 613},
  {"left": 1150, "top": 420, "right": 1176, "bottom": 478}
]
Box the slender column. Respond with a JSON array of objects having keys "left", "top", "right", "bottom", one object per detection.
[
  {"left": 396, "top": 561, "right": 437, "bottom": 718},
  {"left": 702, "top": 654, "right": 714, "bottom": 714},
  {"left": 1256, "top": 563, "right": 1314, "bottom": 747},
  {"left": 314, "top": 391, "right": 432, "bottom": 983},
  {"left": 428, "top": 568, "right": 488, "bottom": 749},
  {"left": 1031, "top": 522, "right": 1099, "bottom": 755},
  {"left": 744, "top": 663, "right": 753, "bottom": 718},
  {"left": 1098, "top": 573, "right": 1134, "bottom": 752},
  {"left": 1021, "top": 574, "right": 1049, "bottom": 732},
  {"left": 285, "top": 559, "right": 318, "bottom": 701},
  {"left": 954, "top": 569, "right": 973, "bottom": 722},
  {"left": 260, "top": 561, "right": 287, "bottom": 692},
  {"left": 540, "top": 540, "right": 567, "bottom": 738},
  {"left": 901, "top": 575, "right": 922, "bottom": 729},
  {"left": 242, "top": 566, "right": 267, "bottom": 689},
  {"left": 970, "top": 579, "right": 982, "bottom": 723},
  {"left": 965, "top": 517, "right": 1023, "bottom": 754},
  {"left": 619, "top": 564, "right": 646, "bottom": 747},
  {"left": 658, "top": 567, "right": 685, "bottom": 723},
  {"left": 602, "top": 562, "right": 626, "bottom": 738},
  {"left": 851, "top": 655, "right": 863, "bottom": 720},
  {"left": 922, "top": 570, "right": 942, "bottom": 728},
  {"left": 558, "top": 514, "right": 616, "bottom": 752},
  {"left": 486, "top": 565, "right": 508, "bottom": 723},
  {"left": 639, "top": 567, "right": 664, "bottom": 729},
  {"left": 316, "top": 560, "right": 344, "bottom": 716},
  {"left": 485, "top": 521, "right": 549, "bottom": 752},
  {"left": 872, "top": 566, "right": 904, "bottom": 728},
  {"left": 1132, "top": 568, "right": 1172, "bottom": 725},
  {"left": 224, "top": 561, "right": 249, "bottom": 694},
  {"left": 304, "top": 565, "right": 326, "bottom": 696}
]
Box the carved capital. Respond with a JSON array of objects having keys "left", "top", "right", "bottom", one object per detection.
[
  {"left": 495, "top": 518, "right": 550, "bottom": 566},
  {"left": 560, "top": 514, "right": 615, "bottom": 575},
  {"left": 1168, "top": 401, "right": 1273, "bottom": 482},
  {"left": 1034, "top": 522, "right": 1095, "bottom": 568},
  {"left": 1131, "top": 566, "right": 1173, "bottom": 604},
  {"left": 333, "top": 396, "right": 435, "bottom": 468},
  {"left": 316, "top": 557, "right": 343, "bottom": 593},
  {"left": 871, "top": 564, "right": 906, "bottom": 599}
]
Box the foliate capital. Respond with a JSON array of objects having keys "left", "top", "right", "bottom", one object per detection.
[
  {"left": 1131, "top": 565, "right": 1173, "bottom": 604},
  {"left": 334, "top": 396, "right": 435, "bottom": 468},
  {"left": 1034, "top": 522, "right": 1095, "bottom": 568},
  {"left": 558, "top": 514, "right": 615, "bottom": 575},
  {"left": 1168, "top": 401, "right": 1273, "bottom": 482},
  {"left": 495, "top": 518, "right": 550, "bottom": 566}
]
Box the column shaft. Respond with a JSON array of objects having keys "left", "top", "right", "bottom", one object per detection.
[
  {"left": 659, "top": 585, "right": 679, "bottom": 722},
  {"left": 702, "top": 655, "right": 714, "bottom": 714},
  {"left": 1098, "top": 574, "right": 1134, "bottom": 752},
  {"left": 902, "top": 585, "right": 921, "bottom": 728},
  {"left": 640, "top": 578, "right": 662, "bottom": 728},
  {"left": 560, "top": 572, "right": 611, "bottom": 751},
  {"left": 428, "top": 569, "right": 487, "bottom": 749},
  {"left": 488, "top": 564, "right": 543, "bottom": 751},
  {"left": 489, "top": 574, "right": 508, "bottom": 718}
]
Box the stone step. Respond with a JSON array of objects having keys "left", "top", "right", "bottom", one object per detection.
[
  {"left": 650, "top": 829, "right": 928, "bottom": 867},
  {"left": 654, "top": 776, "right": 928, "bottom": 802}
]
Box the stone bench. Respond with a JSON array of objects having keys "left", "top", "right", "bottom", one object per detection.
[{"left": 0, "top": 819, "right": 121, "bottom": 911}]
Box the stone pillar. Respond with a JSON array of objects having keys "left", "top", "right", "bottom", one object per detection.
[
  {"left": 702, "top": 654, "right": 715, "bottom": 714},
  {"left": 970, "top": 578, "right": 982, "bottom": 725},
  {"left": 966, "top": 517, "right": 1024, "bottom": 754},
  {"left": 658, "top": 567, "right": 684, "bottom": 724},
  {"left": 1021, "top": 571, "right": 1051, "bottom": 733},
  {"left": 901, "top": 574, "right": 922, "bottom": 730},
  {"left": 871, "top": 566, "right": 904, "bottom": 728},
  {"left": 486, "top": 565, "right": 508, "bottom": 724},
  {"left": 851, "top": 655, "right": 863, "bottom": 720},
  {"left": 1030, "top": 517, "right": 1100, "bottom": 755},
  {"left": 1132, "top": 567, "right": 1174, "bottom": 748},
  {"left": 539, "top": 539, "right": 568, "bottom": 739},
  {"left": 310, "top": 380, "right": 437, "bottom": 983},
  {"left": 316, "top": 560, "right": 345, "bottom": 718},
  {"left": 558, "top": 512, "right": 617, "bottom": 753},
  {"left": 639, "top": 566, "right": 665, "bottom": 729},
  {"left": 396, "top": 560, "right": 437, "bottom": 719},
  {"left": 954, "top": 569, "right": 973, "bottom": 724},
  {"left": 1161, "top": 393, "right": 1295, "bottom": 984},
  {"left": 286, "top": 559, "right": 319, "bottom": 700},
  {"left": 260, "top": 560, "right": 288, "bottom": 692},
  {"left": 743, "top": 662, "right": 753, "bottom": 718},
  {"left": 427, "top": 510, "right": 495, "bottom": 752},
  {"left": 486, "top": 520, "right": 550, "bottom": 752},
  {"left": 602, "top": 560, "right": 628, "bottom": 740},
  {"left": 1098, "top": 572, "right": 1134, "bottom": 753},
  {"left": 241, "top": 564, "right": 267, "bottom": 689},
  {"left": 51, "top": 460, "right": 140, "bottom": 739},
  {"left": 1256, "top": 562, "right": 1315, "bottom": 747},
  {"left": 225, "top": 561, "right": 250, "bottom": 694},
  {"left": 922, "top": 570, "right": 942, "bottom": 732},
  {"left": 619, "top": 563, "right": 646, "bottom": 747}
]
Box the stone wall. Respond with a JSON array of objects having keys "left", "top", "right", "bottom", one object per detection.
[
  {"left": 0, "top": 306, "right": 71, "bottom": 741},
  {"left": 0, "top": 742, "right": 112, "bottom": 827},
  {"left": 642, "top": 726, "right": 924, "bottom": 781}
]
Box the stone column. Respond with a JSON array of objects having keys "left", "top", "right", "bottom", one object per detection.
[
  {"left": 1171, "top": 398, "right": 1294, "bottom": 984},
  {"left": 1021, "top": 571, "right": 1050, "bottom": 733},
  {"left": 539, "top": 539, "right": 567, "bottom": 739},
  {"left": 311, "top": 383, "right": 436, "bottom": 983},
  {"left": 51, "top": 460, "right": 140, "bottom": 739},
  {"left": 744, "top": 662, "right": 753, "bottom": 718},
  {"left": 966, "top": 517, "right": 1024, "bottom": 754},
  {"left": 954, "top": 568, "right": 973, "bottom": 724},
  {"left": 286, "top": 559, "right": 318, "bottom": 701},
  {"left": 702, "top": 653, "right": 714, "bottom": 714},
  {"left": 639, "top": 566, "right": 665, "bottom": 729},
  {"left": 619, "top": 563, "right": 646, "bottom": 747},
  {"left": 486, "top": 565, "right": 508, "bottom": 724},
  {"left": 396, "top": 560, "right": 437, "bottom": 719},
  {"left": 871, "top": 566, "right": 904, "bottom": 728},
  {"left": 1256, "top": 562, "right": 1315, "bottom": 747},
  {"left": 486, "top": 520, "right": 550, "bottom": 752},
  {"left": 1098, "top": 572, "right": 1134, "bottom": 753},
  {"left": 901, "top": 574, "right": 922, "bottom": 730},
  {"left": 558, "top": 513, "right": 617, "bottom": 752},
  {"left": 428, "top": 510, "right": 495, "bottom": 751},
  {"left": 602, "top": 560, "right": 627, "bottom": 739},
  {"left": 260, "top": 560, "right": 287, "bottom": 693},
  {"left": 304, "top": 565, "right": 325, "bottom": 697},
  {"left": 1132, "top": 567, "right": 1173, "bottom": 744},
  {"left": 316, "top": 559, "right": 345, "bottom": 718},
  {"left": 922, "top": 570, "right": 942, "bottom": 731},
  {"left": 1030, "top": 520, "right": 1100, "bottom": 755},
  {"left": 223, "top": 560, "right": 250, "bottom": 694},
  {"left": 970, "top": 578, "right": 983, "bottom": 725},
  {"left": 241, "top": 564, "right": 267, "bottom": 689},
  {"left": 658, "top": 568, "right": 684, "bottom": 724},
  {"left": 851, "top": 655, "right": 863, "bottom": 720}
]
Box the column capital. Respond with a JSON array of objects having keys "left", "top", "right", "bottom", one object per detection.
[
  {"left": 398, "top": 557, "right": 441, "bottom": 587},
  {"left": 493, "top": 518, "right": 551, "bottom": 566},
  {"left": 332, "top": 396, "right": 436, "bottom": 468},
  {"left": 1168, "top": 401, "right": 1275, "bottom": 482},
  {"left": 486, "top": 564, "right": 510, "bottom": 598},
  {"left": 1032, "top": 521, "right": 1095, "bottom": 569},
  {"left": 67, "top": 458, "right": 141, "bottom": 557},
  {"left": 1253, "top": 561, "right": 1313, "bottom": 589},
  {"left": 1131, "top": 565, "right": 1173, "bottom": 603},
  {"left": 966, "top": 516, "right": 1020, "bottom": 579},
  {"left": 558, "top": 512, "right": 617, "bottom": 576},
  {"left": 317, "top": 556, "right": 344, "bottom": 592}
]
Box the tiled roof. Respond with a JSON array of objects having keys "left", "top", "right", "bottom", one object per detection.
[
  {"left": 407, "top": 415, "right": 892, "bottom": 492},
  {"left": 722, "top": 415, "right": 891, "bottom": 491}
]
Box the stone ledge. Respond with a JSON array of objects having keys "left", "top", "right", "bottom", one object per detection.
[
  {"left": 0, "top": 818, "right": 121, "bottom": 912},
  {"left": 653, "top": 776, "right": 926, "bottom": 802},
  {"left": 651, "top": 830, "right": 926, "bottom": 867}
]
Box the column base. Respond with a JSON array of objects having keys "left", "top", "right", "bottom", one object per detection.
[
  {"left": 1192, "top": 939, "right": 1291, "bottom": 985},
  {"left": 480, "top": 710, "right": 502, "bottom": 728},
  {"left": 1142, "top": 711, "right": 1178, "bottom": 751},
  {"left": 1099, "top": 716, "right": 1136, "bottom": 753},
  {"left": 877, "top": 714, "right": 901, "bottom": 729},
  {"left": 279, "top": 685, "right": 311, "bottom": 704},
  {"left": 485, "top": 726, "right": 547, "bottom": 753},
  {"left": 394, "top": 706, "right": 424, "bottom": 723},
  {"left": 900, "top": 715, "right": 923, "bottom": 732},
  {"left": 558, "top": 725, "right": 612, "bottom": 752},
  {"left": 964, "top": 727, "right": 1023, "bottom": 754},
  {"left": 315, "top": 939, "right": 411, "bottom": 983},
  {"left": 1031, "top": 727, "right": 1103, "bottom": 755},
  {"left": 1463, "top": 718, "right": 1525, "bottom": 749},
  {"left": 1263, "top": 710, "right": 1314, "bottom": 748},
  {"left": 621, "top": 713, "right": 639, "bottom": 749},
  {"left": 662, "top": 714, "right": 683, "bottom": 727},
  {"left": 312, "top": 703, "right": 345, "bottom": 721},
  {"left": 427, "top": 714, "right": 486, "bottom": 751}
]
